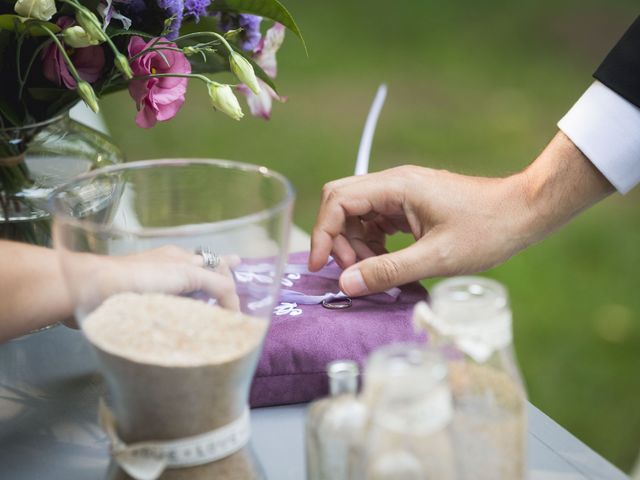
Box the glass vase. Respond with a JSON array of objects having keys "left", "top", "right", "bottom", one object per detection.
[
  {"left": 49, "top": 159, "right": 294, "bottom": 480},
  {"left": 0, "top": 113, "right": 123, "bottom": 245}
]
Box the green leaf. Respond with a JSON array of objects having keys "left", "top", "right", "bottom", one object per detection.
[
  {"left": 187, "top": 50, "right": 227, "bottom": 75},
  {"left": 0, "top": 95, "right": 22, "bottom": 126},
  {"left": 108, "top": 27, "right": 155, "bottom": 39},
  {"left": 27, "top": 87, "right": 68, "bottom": 102},
  {"left": 0, "top": 15, "right": 60, "bottom": 36},
  {"left": 213, "top": 0, "right": 307, "bottom": 54},
  {"left": 0, "top": 15, "right": 25, "bottom": 32},
  {"left": 179, "top": 15, "right": 214, "bottom": 33},
  {"left": 0, "top": 30, "right": 10, "bottom": 66},
  {"left": 99, "top": 81, "right": 129, "bottom": 97},
  {"left": 44, "top": 91, "right": 78, "bottom": 119}
]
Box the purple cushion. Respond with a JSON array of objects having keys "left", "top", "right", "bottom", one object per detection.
[{"left": 249, "top": 251, "right": 428, "bottom": 407}]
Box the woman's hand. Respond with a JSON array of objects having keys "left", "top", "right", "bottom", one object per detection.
[
  {"left": 0, "top": 242, "right": 240, "bottom": 342},
  {"left": 67, "top": 246, "right": 241, "bottom": 321},
  {"left": 104, "top": 246, "right": 240, "bottom": 310}
]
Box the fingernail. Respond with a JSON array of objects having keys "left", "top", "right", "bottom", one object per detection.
[{"left": 340, "top": 268, "right": 369, "bottom": 296}]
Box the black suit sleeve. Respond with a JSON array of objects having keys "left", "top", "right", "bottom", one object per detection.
[{"left": 594, "top": 16, "right": 640, "bottom": 108}]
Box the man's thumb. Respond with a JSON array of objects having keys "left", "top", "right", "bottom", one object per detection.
[{"left": 339, "top": 244, "right": 434, "bottom": 296}]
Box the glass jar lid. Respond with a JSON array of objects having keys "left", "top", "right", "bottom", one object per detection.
[{"left": 415, "top": 277, "right": 513, "bottom": 362}]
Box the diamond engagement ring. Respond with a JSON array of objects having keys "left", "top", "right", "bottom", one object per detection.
[{"left": 196, "top": 246, "right": 221, "bottom": 270}]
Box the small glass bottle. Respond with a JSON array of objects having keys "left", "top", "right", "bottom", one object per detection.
[
  {"left": 414, "top": 276, "right": 528, "bottom": 480},
  {"left": 306, "top": 360, "right": 367, "bottom": 480},
  {"left": 359, "top": 343, "right": 457, "bottom": 480}
]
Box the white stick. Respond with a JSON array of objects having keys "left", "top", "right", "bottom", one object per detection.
[{"left": 354, "top": 84, "right": 388, "bottom": 176}]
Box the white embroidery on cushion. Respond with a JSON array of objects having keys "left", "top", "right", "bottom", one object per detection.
[
  {"left": 247, "top": 296, "right": 273, "bottom": 311},
  {"left": 280, "top": 273, "right": 301, "bottom": 287},
  {"left": 235, "top": 271, "right": 274, "bottom": 284},
  {"left": 235, "top": 270, "right": 300, "bottom": 287},
  {"left": 274, "top": 302, "right": 303, "bottom": 316}
]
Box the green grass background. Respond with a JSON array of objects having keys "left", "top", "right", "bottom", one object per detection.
[{"left": 101, "top": 0, "right": 640, "bottom": 472}]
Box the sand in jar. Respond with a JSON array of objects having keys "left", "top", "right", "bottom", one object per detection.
[
  {"left": 449, "top": 361, "right": 527, "bottom": 480},
  {"left": 83, "top": 293, "right": 268, "bottom": 480}
]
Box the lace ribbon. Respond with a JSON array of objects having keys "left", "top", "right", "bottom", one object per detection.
[
  {"left": 235, "top": 258, "right": 402, "bottom": 306},
  {"left": 278, "top": 288, "right": 400, "bottom": 305},
  {"left": 99, "top": 399, "right": 250, "bottom": 480},
  {"left": 413, "top": 302, "right": 512, "bottom": 363},
  {"left": 279, "top": 289, "right": 349, "bottom": 305}
]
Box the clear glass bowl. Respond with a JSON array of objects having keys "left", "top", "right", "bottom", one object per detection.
[{"left": 49, "top": 159, "right": 294, "bottom": 479}]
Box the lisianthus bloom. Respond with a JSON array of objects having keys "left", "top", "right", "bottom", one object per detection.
[
  {"left": 237, "top": 23, "right": 286, "bottom": 120},
  {"left": 128, "top": 36, "right": 191, "bottom": 128},
  {"left": 76, "top": 9, "right": 107, "bottom": 42},
  {"left": 207, "top": 83, "right": 244, "bottom": 121},
  {"left": 62, "top": 26, "right": 101, "bottom": 48},
  {"left": 229, "top": 52, "right": 260, "bottom": 94},
  {"left": 41, "top": 17, "right": 105, "bottom": 89},
  {"left": 14, "top": 0, "right": 56, "bottom": 21},
  {"left": 219, "top": 13, "right": 262, "bottom": 52}
]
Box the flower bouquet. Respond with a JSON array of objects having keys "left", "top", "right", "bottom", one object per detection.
[{"left": 0, "top": 0, "right": 303, "bottom": 243}]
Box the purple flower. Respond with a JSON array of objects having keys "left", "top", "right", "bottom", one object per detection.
[
  {"left": 184, "top": 0, "right": 210, "bottom": 22},
  {"left": 128, "top": 36, "right": 191, "bottom": 128},
  {"left": 156, "top": 0, "right": 184, "bottom": 40},
  {"left": 128, "top": 0, "right": 146, "bottom": 14},
  {"left": 219, "top": 13, "right": 262, "bottom": 52}
]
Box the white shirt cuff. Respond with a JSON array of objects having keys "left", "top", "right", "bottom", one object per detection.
[{"left": 558, "top": 81, "right": 640, "bottom": 194}]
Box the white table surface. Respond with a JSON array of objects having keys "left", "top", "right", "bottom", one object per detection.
[{"left": 0, "top": 323, "right": 629, "bottom": 480}]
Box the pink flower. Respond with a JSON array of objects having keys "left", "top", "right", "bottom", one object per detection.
[
  {"left": 127, "top": 36, "right": 191, "bottom": 128},
  {"left": 237, "top": 23, "right": 287, "bottom": 120},
  {"left": 41, "top": 17, "right": 105, "bottom": 89}
]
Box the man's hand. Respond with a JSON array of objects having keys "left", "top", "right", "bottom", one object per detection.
[{"left": 309, "top": 132, "right": 614, "bottom": 296}]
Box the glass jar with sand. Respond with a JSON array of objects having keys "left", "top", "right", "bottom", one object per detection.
[
  {"left": 49, "top": 159, "right": 294, "bottom": 480},
  {"left": 358, "top": 343, "right": 457, "bottom": 480},
  {"left": 413, "top": 277, "right": 527, "bottom": 480}
]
